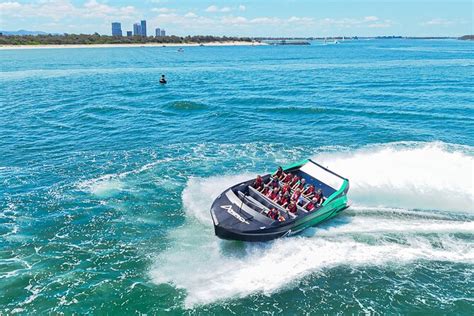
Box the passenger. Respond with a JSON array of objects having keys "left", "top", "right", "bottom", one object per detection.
[
  {"left": 304, "top": 198, "right": 318, "bottom": 212},
  {"left": 278, "top": 192, "right": 290, "bottom": 207},
  {"left": 268, "top": 208, "right": 278, "bottom": 220},
  {"left": 287, "top": 201, "right": 297, "bottom": 214},
  {"left": 273, "top": 166, "right": 286, "bottom": 180},
  {"left": 277, "top": 211, "right": 286, "bottom": 222},
  {"left": 267, "top": 187, "right": 279, "bottom": 201},
  {"left": 303, "top": 184, "right": 315, "bottom": 197},
  {"left": 291, "top": 188, "right": 302, "bottom": 202},
  {"left": 289, "top": 175, "right": 300, "bottom": 187},
  {"left": 294, "top": 178, "right": 306, "bottom": 191},
  {"left": 281, "top": 183, "right": 291, "bottom": 195},
  {"left": 253, "top": 175, "right": 264, "bottom": 191},
  {"left": 282, "top": 172, "right": 293, "bottom": 183},
  {"left": 267, "top": 175, "right": 280, "bottom": 189},
  {"left": 315, "top": 189, "right": 324, "bottom": 205}
]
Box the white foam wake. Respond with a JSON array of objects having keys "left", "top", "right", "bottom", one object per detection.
[
  {"left": 316, "top": 142, "right": 474, "bottom": 213},
  {"left": 150, "top": 142, "right": 474, "bottom": 307}
]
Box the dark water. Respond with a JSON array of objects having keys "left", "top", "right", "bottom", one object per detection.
[{"left": 1, "top": 39, "right": 473, "bottom": 314}]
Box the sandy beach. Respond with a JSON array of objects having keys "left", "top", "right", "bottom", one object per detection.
[{"left": 0, "top": 41, "right": 266, "bottom": 50}]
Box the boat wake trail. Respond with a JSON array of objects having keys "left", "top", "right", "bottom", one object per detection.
[{"left": 150, "top": 142, "right": 474, "bottom": 308}]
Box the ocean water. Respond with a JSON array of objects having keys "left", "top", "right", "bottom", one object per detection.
[{"left": 1, "top": 39, "right": 473, "bottom": 314}]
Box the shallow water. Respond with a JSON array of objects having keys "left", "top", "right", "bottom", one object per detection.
[{"left": 1, "top": 39, "right": 473, "bottom": 314}]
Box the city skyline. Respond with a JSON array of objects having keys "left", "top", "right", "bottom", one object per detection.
[
  {"left": 113, "top": 20, "right": 166, "bottom": 37},
  {"left": 0, "top": 0, "right": 472, "bottom": 37}
]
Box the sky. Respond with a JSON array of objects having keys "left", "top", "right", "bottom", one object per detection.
[{"left": 0, "top": 0, "right": 472, "bottom": 37}]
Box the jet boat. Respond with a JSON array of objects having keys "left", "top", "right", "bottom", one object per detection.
[{"left": 210, "top": 159, "right": 350, "bottom": 242}]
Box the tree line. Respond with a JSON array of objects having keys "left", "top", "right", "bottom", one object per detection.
[{"left": 0, "top": 33, "right": 254, "bottom": 45}]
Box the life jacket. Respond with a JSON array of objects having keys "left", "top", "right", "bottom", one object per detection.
[
  {"left": 279, "top": 196, "right": 289, "bottom": 205},
  {"left": 287, "top": 204, "right": 297, "bottom": 213},
  {"left": 254, "top": 178, "right": 262, "bottom": 188},
  {"left": 304, "top": 186, "right": 315, "bottom": 195},
  {"left": 281, "top": 185, "right": 291, "bottom": 194},
  {"left": 283, "top": 174, "right": 292, "bottom": 183},
  {"left": 291, "top": 191, "right": 301, "bottom": 201},
  {"left": 306, "top": 202, "right": 315, "bottom": 211}
]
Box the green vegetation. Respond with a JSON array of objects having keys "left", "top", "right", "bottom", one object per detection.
[
  {"left": 0, "top": 33, "right": 253, "bottom": 45},
  {"left": 458, "top": 35, "right": 474, "bottom": 40}
]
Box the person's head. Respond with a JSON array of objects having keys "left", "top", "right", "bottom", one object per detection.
[
  {"left": 256, "top": 175, "right": 262, "bottom": 180},
  {"left": 273, "top": 187, "right": 279, "bottom": 193},
  {"left": 296, "top": 188, "right": 301, "bottom": 193},
  {"left": 318, "top": 189, "right": 322, "bottom": 194},
  {"left": 287, "top": 172, "right": 292, "bottom": 177},
  {"left": 277, "top": 166, "right": 283, "bottom": 172},
  {"left": 161, "top": 74, "right": 165, "bottom": 78},
  {"left": 309, "top": 184, "right": 314, "bottom": 189},
  {"left": 301, "top": 178, "right": 306, "bottom": 184},
  {"left": 284, "top": 192, "right": 290, "bottom": 198},
  {"left": 312, "top": 197, "right": 318, "bottom": 203}
]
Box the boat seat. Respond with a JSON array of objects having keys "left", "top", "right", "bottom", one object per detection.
[
  {"left": 225, "top": 190, "right": 274, "bottom": 225},
  {"left": 248, "top": 186, "right": 296, "bottom": 219},
  {"left": 238, "top": 191, "right": 270, "bottom": 215}
]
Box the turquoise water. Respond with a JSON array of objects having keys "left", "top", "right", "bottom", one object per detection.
[{"left": 1, "top": 39, "right": 473, "bottom": 314}]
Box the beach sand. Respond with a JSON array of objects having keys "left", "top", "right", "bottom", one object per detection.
[{"left": 0, "top": 41, "right": 266, "bottom": 50}]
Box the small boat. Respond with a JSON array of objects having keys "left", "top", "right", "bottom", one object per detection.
[{"left": 210, "top": 159, "right": 350, "bottom": 242}]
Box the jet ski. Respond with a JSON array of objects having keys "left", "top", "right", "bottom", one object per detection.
[{"left": 210, "top": 159, "right": 350, "bottom": 242}]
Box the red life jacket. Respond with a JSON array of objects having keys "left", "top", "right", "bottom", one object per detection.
[{"left": 287, "top": 204, "right": 297, "bottom": 213}]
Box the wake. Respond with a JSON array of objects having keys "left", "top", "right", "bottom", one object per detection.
[{"left": 150, "top": 142, "right": 474, "bottom": 308}]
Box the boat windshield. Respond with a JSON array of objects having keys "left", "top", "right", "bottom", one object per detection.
[{"left": 299, "top": 160, "right": 345, "bottom": 191}]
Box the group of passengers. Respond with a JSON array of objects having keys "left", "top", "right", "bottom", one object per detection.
[{"left": 252, "top": 166, "right": 324, "bottom": 221}]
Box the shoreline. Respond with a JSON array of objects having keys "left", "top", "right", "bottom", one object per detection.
[{"left": 0, "top": 41, "right": 266, "bottom": 50}]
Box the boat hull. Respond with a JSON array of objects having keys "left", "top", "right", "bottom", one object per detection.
[{"left": 210, "top": 159, "right": 350, "bottom": 242}]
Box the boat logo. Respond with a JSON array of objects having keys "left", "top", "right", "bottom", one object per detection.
[{"left": 220, "top": 205, "right": 249, "bottom": 225}]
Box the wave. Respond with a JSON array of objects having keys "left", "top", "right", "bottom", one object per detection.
[
  {"left": 150, "top": 141, "right": 474, "bottom": 308},
  {"left": 165, "top": 101, "right": 209, "bottom": 111},
  {"left": 315, "top": 142, "right": 473, "bottom": 213}
]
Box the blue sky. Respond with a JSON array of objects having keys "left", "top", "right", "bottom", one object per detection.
[{"left": 0, "top": 0, "right": 472, "bottom": 36}]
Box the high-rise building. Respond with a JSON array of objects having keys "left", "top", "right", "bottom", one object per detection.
[
  {"left": 133, "top": 23, "right": 141, "bottom": 36},
  {"left": 140, "top": 20, "right": 147, "bottom": 37},
  {"left": 126, "top": 31, "right": 132, "bottom": 37},
  {"left": 155, "top": 28, "right": 161, "bottom": 37},
  {"left": 160, "top": 29, "right": 166, "bottom": 37},
  {"left": 111, "top": 22, "right": 122, "bottom": 36}
]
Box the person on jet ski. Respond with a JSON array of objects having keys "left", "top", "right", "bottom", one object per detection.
[
  {"left": 253, "top": 175, "right": 264, "bottom": 191},
  {"left": 159, "top": 74, "right": 167, "bottom": 84}
]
